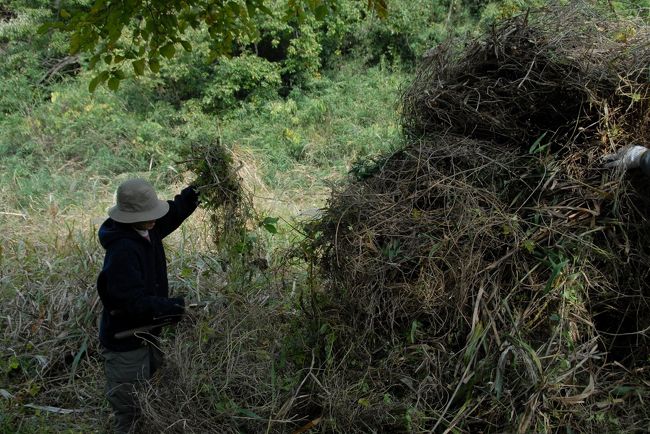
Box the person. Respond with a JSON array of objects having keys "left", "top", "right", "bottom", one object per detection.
[
  {"left": 603, "top": 145, "right": 650, "bottom": 174},
  {"left": 96, "top": 178, "right": 199, "bottom": 433}
]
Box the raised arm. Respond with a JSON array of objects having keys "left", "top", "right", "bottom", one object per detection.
[{"left": 155, "top": 186, "right": 200, "bottom": 238}]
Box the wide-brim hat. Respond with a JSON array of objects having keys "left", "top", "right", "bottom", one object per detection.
[{"left": 108, "top": 178, "right": 170, "bottom": 224}]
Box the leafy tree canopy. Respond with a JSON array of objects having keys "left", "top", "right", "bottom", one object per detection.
[{"left": 39, "top": 0, "right": 388, "bottom": 91}]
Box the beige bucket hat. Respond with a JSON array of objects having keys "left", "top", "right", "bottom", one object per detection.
[{"left": 108, "top": 178, "right": 170, "bottom": 223}]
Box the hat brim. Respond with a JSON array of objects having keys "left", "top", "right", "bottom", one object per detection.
[{"left": 108, "top": 200, "right": 170, "bottom": 224}]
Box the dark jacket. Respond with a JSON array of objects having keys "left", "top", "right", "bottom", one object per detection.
[{"left": 97, "top": 186, "right": 199, "bottom": 351}]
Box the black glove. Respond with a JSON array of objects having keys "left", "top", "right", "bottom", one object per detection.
[{"left": 181, "top": 185, "right": 200, "bottom": 207}]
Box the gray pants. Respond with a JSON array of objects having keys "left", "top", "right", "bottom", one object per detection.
[{"left": 103, "top": 344, "right": 163, "bottom": 434}]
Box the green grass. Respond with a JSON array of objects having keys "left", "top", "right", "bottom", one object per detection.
[
  {"left": 219, "top": 60, "right": 407, "bottom": 198},
  {"left": 0, "top": 62, "right": 407, "bottom": 218},
  {"left": 1, "top": 75, "right": 197, "bottom": 202}
]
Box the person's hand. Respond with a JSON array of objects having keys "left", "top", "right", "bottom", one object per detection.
[
  {"left": 603, "top": 145, "right": 647, "bottom": 170},
  {"left": 186, "top": 185, "right": 201, "bottom": 205},
  {"left": 169, "top": 296, "right": 186, "bottom": 315}
]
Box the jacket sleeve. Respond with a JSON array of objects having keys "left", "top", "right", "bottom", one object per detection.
[
  {"left": 156, "top": 186, "right": 200, "bottom": 239},
  {"left": 640, "top": 151, "right": 650, "bottom": 177},
  {"left": 101, "top": 246, "right": 185, "bottom": 319}
]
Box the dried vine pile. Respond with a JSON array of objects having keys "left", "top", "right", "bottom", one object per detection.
[{"left": 308, "top": 3, "right": 650, "bottom": 432}]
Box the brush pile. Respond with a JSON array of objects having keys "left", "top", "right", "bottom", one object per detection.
[
  {"left": 309, "top": 2, "right": 650, "bottom": 432},
  {"left": 183, "top": 139, "right": 250, "bottom": 241}
]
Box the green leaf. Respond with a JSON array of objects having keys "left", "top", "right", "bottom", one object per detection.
[
  {"left": 237, "top": 407, "right": 261, "bottom": 419},
  {"left": 107, "top": 77, "right": 120, "bottom": 91},
  {"left": 613, "top": 385, "right": 637, "bottom": 396},
  {"left": 132, "top": 59, "right": 146, "bottom": 75},
  {"left": 257, "top": 3, "right": 273, "bottom": 15},
  {"left": 368, "top": 0, "right": 388, "bottom": 19},
  {"left": 9, "top": 357, "right": 20, "bottom": 371},
  {"left": 180, "top": 40, "right": 192, "bottom": 52},
  {"left": 90, "top": 0, "right": 108, "bottom": 14},
  {"left": 228, "top": 2, "right": 242, "bottom": 15},
  {"left": 37, "top": 23, "right": 52, "bottom": 34},
  {"left": 261, "top": 216, "right": 279, "bottom": 234},
  {"left": 160, "top": 43, "right": 176, "bottom": 59},
  {"left": 69, "top": 337, "right": 88, "bottom": 383},
  {"left": 529, "top": 131, "right": 548, "bottom": 154},
  {"left": 88, "top": 54, "right": 101, "bottom": 70},
  {"left": 69, "top": 33, "right": 81, "bottom": 54},
  {"left": 88, "top": 71, "right": 109, "bottom": 92},
  {"left": 522, "top": 239, "right": 535, "bottom": 253},
  {"left": 148, "top": 58, "right": 160, "bottom": 73},
  {"left": 246, "top": 0, "right": 257, "bottom": 17},
  {"left": 409, "top": 320, "right": 419, "bottom": 344},
  {"left": 314, "top": 4, "right": 328, "bottom": 20}
]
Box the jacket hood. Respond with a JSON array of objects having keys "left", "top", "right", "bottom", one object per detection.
[{"left": 98, "top": 218, "right": 143, "bottom": 249}]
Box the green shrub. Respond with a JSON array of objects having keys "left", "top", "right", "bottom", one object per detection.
[
  {"left": 352, "top": 0, "right": 450, "bottom": 65},
  {"left": 124, "top": 0, "right": 479, "bottom": 111},
  {"left": 0, "top": 6, "right": 51, "bottom": 43},
  {"left": 152, "top": 28, "right": 214, "bottom": 104},
  {"left": 283, "top": 20, "right": 322, "bottom": 85},
  {"left": 201, "top": 54, "right": 282, "bottom": 111},
  {"left": 0, "top": 10, "right": 52, "bottom": 113}
]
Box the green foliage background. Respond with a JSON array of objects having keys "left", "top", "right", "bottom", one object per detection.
[{"left": 0, "top": 0, "right": 507, "bottom": 211}]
